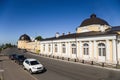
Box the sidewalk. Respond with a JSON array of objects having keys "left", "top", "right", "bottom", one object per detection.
[
  {"left": 0, "top": 55, "right": 4, "bottom": 80},
  {"left": 0, "top": 55, "right": 38, "bottom": 80}
]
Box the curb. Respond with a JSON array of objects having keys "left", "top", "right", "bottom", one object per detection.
[{"left": 28, "top": 52, "right": 120, "bottom": 72}]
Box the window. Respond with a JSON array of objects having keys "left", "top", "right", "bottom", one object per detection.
[
  {"left": 62, "top": 44, "right": 66, "bottom": 53},
  {"left": 48, "top": 44, "right": 51, "bottom": 52},
  {"left": 25, "top": 60, "right": 29, "bottom": 64},
  {"left": 43, "top": 44, "right": 45, "bottom": 52},
  {"left": 55, "top": 44, "right": 58, "bottom": 52},
  {"left": 98, "top": 43, "right": 106, "bottom": 56},
  {"left": 30, "top": 61, "right": 39, "bottom": 65},
  {"left": 83, "top": 43, "right": 89, "bottom": 55},
  {"left": 71, "top": 44, "right": 76, "bottom": 54}
]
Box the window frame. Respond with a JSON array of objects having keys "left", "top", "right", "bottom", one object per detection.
[
  {"left": 83, "top": 43, "right": 89, "bottom": 55},
  {"left": 98, "top": 43, "right": 106, "bottom": 56},
  {"left": 48, "top": 44, "right": 51, "bottom": 52},
  {"left": 43, "top": 44, "right": 45, "bottom": 52},
  {"left": 54, "top": 44, "right": 58, "bottom": 52},
  {"left": 71, "top": 43, "right": 76, "bottom": 54},
  {"left": 62, "top": 44, "right": 66, "bottom": 53}
]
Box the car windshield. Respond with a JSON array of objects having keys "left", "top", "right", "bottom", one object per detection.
[
  {"left": 18, "top": 55, "right": 25, "bottom": 59},
  {"left": 12, "top": 54, "right": 16, "bottom": 56},
  {"left": 30, "top": 61, "right": 40, "bottom": 65}
]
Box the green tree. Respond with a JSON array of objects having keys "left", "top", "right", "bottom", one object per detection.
[
  {"left": 0, "top": 43, "right": 16, "bottom": 50},
  {"left": 35, "top": 36, "right": 43, "bottom": 41}
]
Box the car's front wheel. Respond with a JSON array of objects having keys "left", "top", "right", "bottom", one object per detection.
[{"left": 29, "top": 69, "right": 33, "bottom": 74}]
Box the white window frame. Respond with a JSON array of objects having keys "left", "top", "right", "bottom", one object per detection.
[
  {"left": 71, "top": 43, "right": 76, "bottom": 54},
  {"left": 62, "top": 44, "right": 66, "bottom": 53},
  {"left": 48, "top": 44, "right": 51, "bottom": 52},
  {"left": 98, "top": 43, "right": 106, "bottom": 56},
  {"left": 54, "top": 44, "right": 58, "bottom": 53},
  {"left": 83, "top": 43, "right": 89, "bottom": 55}
]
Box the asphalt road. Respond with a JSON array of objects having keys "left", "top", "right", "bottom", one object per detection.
[
  {"left": 1, "top": 48, "right": 120, "bottom": 80},
  {"left": 24, "top": 52, "right": 120, "bottom": 80}
]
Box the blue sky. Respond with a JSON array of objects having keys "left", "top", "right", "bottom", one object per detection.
[{"left": 0, "top": 0, "right": 120, "bottom": 44}]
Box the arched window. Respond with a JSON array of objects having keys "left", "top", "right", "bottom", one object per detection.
[
  {"left": 43, "top": 44, "right": 45, "bottom": 52},
  {"left": 54, "top": 44, "right": 58, "bottom": 52},
  {"left": 48, "top": 44, "right": 51, "bottom": 52},
  {"left": 62, "top": 44, "right": 66, "bottom": 53},
  {"left": 71, "top": 44, "right": 76, "bottom": 54},
  {"left": 83, "top": 43, "right": 89, "bottom": 55},
  {"left": 98, "top": 43, "right": 106, "bottom": 56}
]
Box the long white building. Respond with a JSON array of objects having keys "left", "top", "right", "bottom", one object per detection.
[{"left": 40, "top": 14, "right": 120, "bottom": 64}]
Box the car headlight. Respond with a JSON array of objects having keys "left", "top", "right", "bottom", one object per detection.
[{"left": 32, "top": 67, "right": 36, "bottom": 69}]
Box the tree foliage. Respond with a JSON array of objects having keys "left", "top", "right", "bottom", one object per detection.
[
  {"left": 0, "top": 43, "right": 16, "bottom": 52},
  {"left": 35, "top": 36, "right": 43, "bottom": 41}
]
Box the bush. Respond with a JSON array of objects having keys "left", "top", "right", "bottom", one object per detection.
[{"left": 36, "top": 50, "right": 40, "bottom": 54}]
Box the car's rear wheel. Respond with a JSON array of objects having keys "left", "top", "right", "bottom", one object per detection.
[{"left": 23, "top": 66, "right": 26, "bottom": 70}]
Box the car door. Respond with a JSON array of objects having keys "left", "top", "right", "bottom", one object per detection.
[{"left": 24, "top": 60, "right": 30, "bottom": 70}]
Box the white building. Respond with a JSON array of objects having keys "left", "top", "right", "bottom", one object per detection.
[{"left": 40, "top": 14, "right": 120, "bottom": 65}]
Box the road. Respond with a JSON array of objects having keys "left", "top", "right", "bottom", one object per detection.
[
  {"left": 1, "top": 48, "right": 120, "bottom": 80},
  {"left": 24, "top": 52, "right": 120, "bottom": 80}
]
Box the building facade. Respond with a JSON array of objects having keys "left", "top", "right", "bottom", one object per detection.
[
  {"left": 18, "top": 34, "right": 40, "bottom": 53},
  {"left": 18, "top": 14, "right": 120, "bottom": 65}
]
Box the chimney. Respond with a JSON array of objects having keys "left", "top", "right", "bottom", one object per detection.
[
  {"left": 62, "top": 33, "right": 65, "bottom": 36},
  {"left": 68, "top": 32, "right": 70, "bottom": 35},
  {"left": 55, "top": 32, "right": 60, "bottom": 38}
]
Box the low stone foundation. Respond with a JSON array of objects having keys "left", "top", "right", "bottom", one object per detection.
[{"left": 39, "top": 54, "right": 119, "bottom": 69}]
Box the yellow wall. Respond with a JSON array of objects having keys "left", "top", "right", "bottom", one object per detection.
[
  {"left": 18, "top": 41, "right": 28, "bottom": 49},
  {"left": 18, "top": 40, "right": 40, "bottom": 53},
  {"left": 91, "top": 41, "right": 94, "bottom": 59},
  {"left": 76, "top": 25, "right": 110, "bottom": 33},
  {"left": 109, "top": 40, "right": 113, "bottom": 62},
  {"left": 88, "top": 26, "right": 99, "bottom": 31},
  {"left": 117, "top": 31, "right": 120, "bottom": 34}
]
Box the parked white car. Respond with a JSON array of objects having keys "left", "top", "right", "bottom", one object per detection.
[{"left": 23, "top": 58, "right": 44, "bottom": 74}]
